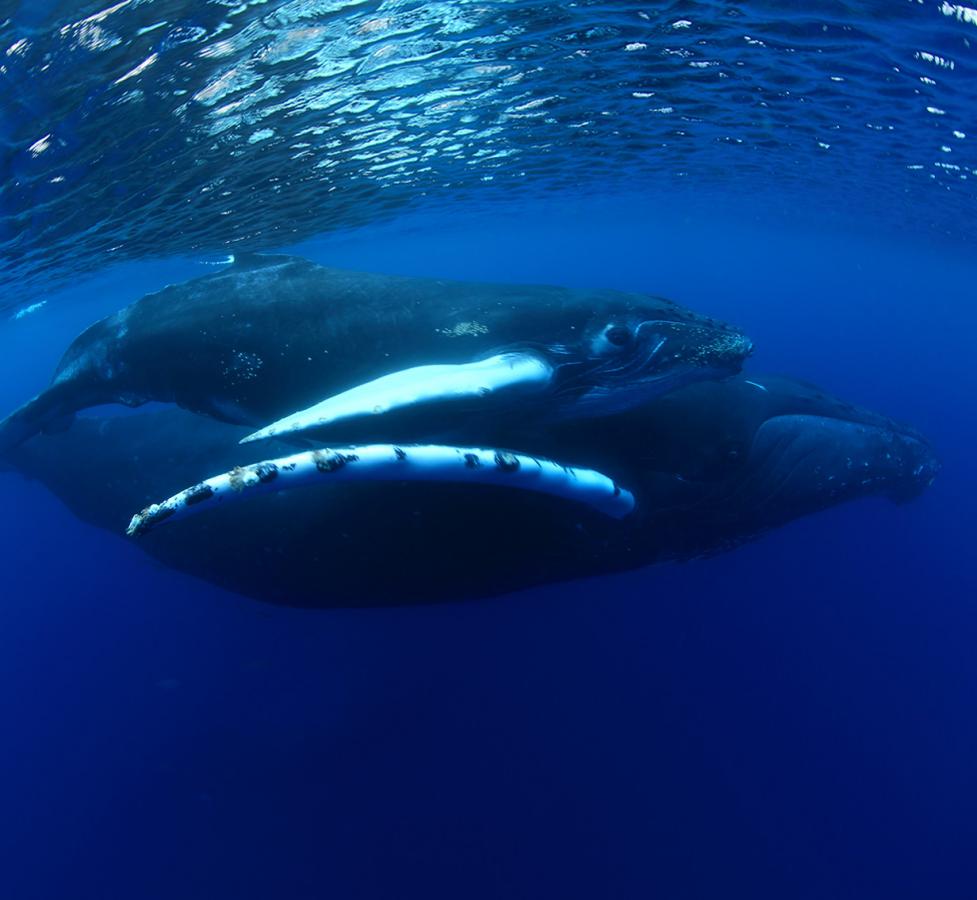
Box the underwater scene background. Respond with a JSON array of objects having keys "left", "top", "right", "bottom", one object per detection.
[{"left": 2, "top": 2, "right": 977, "bottom": 898}]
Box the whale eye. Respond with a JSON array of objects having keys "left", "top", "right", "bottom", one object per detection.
[{"left": 605, "top": 324, "right": 631, "bottom": 347}]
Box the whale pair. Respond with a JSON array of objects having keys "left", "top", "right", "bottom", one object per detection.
[
  {"left": 0, "top": 253, "right": 752, "bottom": 526},
  {"left": 0, "top": 254, "right": 937, "bottom": 605}
]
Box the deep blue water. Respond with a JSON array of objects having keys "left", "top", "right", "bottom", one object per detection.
[{"left": 3, "top": 2, "right": 977, "bottom": 899}]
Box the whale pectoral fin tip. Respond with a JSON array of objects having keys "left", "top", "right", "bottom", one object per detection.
[
  {"left": 238, "top": 421, "right": 285, "bottom": 445},
  {"left": 127, "top": 511, "right": 147, "bottom": 537}
]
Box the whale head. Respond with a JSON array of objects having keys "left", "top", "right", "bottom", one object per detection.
[
  {"left": 241, "top": 291, "right": 752, "bottom": 446},
  {"left": 594, "top": 375, "right": 942, "bottom": 541},
  {"left": 544, "top": 302, "right": 753, "bottom": 421}
]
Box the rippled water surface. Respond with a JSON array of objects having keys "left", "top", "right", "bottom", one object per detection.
[{"left": 2, "top": 0, "right": 977, "bottom": 302}]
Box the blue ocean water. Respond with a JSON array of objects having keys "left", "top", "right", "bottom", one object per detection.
[{"left": 2, "top": 2, "right": 977, "bottom": 898}]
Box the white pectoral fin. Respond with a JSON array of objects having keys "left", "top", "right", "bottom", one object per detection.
[
  {"left": 126, "top": 444, "right": 636, "bottom": 537},
  {"left": 240, "top": 352, "right": 553, "bottom": 444}
]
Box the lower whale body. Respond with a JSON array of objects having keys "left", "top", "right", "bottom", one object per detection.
[{"left": 2, "top": 375, "right": 938, "bottom": 607}]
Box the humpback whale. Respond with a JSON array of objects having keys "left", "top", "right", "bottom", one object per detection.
[
  {"left": 2, "top": 375, "right": 938, "bottom": 607},
  {"left": 0, "top": 254, "right": 751, "bottom": 452}
]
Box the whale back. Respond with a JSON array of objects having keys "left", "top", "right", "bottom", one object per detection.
[{"left": 3, "top": 254, "right": 747, "bottom": 450}]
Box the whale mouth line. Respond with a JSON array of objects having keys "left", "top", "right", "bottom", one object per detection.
[{"left": 126, "top": 443, "right": 637, "bottom": 538}]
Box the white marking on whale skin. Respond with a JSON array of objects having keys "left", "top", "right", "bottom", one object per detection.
[
  {"left": 126, "top": 444, "right": 635, "bottom": 536},
  {"left": 647, "top": 336, "right": 667, "bottom": 358},
  {"left": 10, "top": 300, "right": 47, "bottom": 321},
  {"left": 220, "top": 349, "right": 264, "bottom": 384},
  {"left": 241, "top": 352, "right": 553, "bottom": 444},
  {"left": 436, "top": 320, "right": 489, "bottom": 337},
  {"left": 744, "top": 380, "right": 768, "bottom": 392}
]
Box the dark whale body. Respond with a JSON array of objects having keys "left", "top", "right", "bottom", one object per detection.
[
  {"left": 3, "top": 375, "right": 938, "bottom": 608},
  {"left": 0, "top": 254, "right": 751, "bottom": 451}
]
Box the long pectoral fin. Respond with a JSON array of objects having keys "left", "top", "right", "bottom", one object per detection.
[
  {"left": 126, "top": 443, "right": 635, "bottom": 536},
  {"left": 240, "top": 352, "right": 553, "bottom": 445}
]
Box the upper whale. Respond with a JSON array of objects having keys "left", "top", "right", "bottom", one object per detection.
[{"left": 0, "top": 253, "right": 752, "bottom": 452}]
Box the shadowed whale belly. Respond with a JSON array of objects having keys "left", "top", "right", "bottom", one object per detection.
[{"left": 1, "top": 375, "right": 938, "bottom": 608}]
